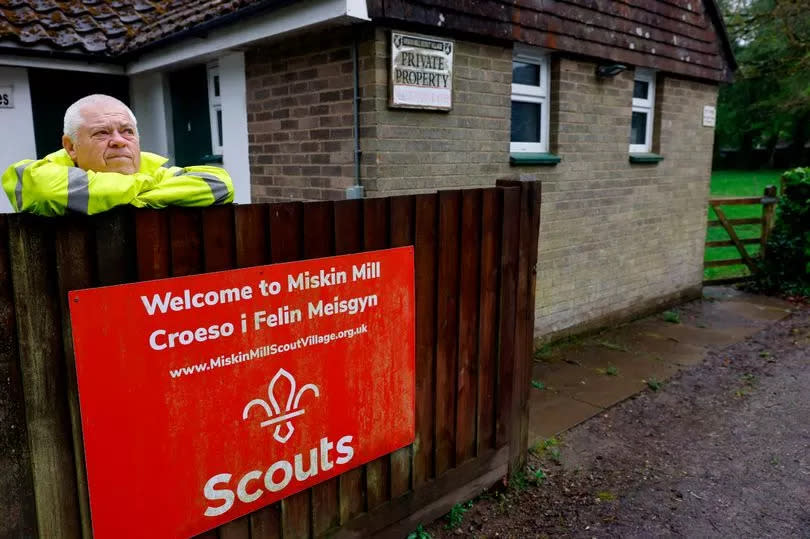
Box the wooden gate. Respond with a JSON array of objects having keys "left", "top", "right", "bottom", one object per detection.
[
  {"left": 0, "top": 179, "right": 540, "bottom": 538},
  {"left": 704, "top": 185, "right": 778, "bottom": 286}
]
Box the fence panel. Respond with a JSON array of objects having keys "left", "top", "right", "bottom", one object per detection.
[{"left": 2, "top": 181, "right": 541, "bottom": 539}]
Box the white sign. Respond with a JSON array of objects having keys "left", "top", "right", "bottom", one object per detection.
[
  {"left": 703, "top": 105, "right": 716, "bottom": 127},
  {"left": 390, "top": 32, "right": 453, "bottom": 110},
  {"left": 0, "top": 85, "right": 12, "bottom": 108}
]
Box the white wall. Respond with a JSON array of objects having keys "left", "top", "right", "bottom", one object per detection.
[
  {"left": 0, "top": 67, "right": 36, "bottom": 213},
  {"left": 129, "top": 71, "right": 171, "bottom": 158},
  {"left": 219, "top": 51, "right": 251, "bottom": 204}
]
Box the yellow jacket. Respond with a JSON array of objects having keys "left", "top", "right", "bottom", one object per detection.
[{"left": 2, "top": 150, "right": 234, "bottom": 217}]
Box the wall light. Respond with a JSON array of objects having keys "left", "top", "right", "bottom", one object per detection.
[{"left": 596, "top": 64, "right": 628, "bottom": 78}]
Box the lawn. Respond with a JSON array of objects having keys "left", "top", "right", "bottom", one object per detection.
[{"left": 704, "top": 170, "right": 784, "bottom": 282}]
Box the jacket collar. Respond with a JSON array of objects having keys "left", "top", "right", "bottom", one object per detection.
[{"left": 44, "top": 149, "right": 169, "bottom": 174}]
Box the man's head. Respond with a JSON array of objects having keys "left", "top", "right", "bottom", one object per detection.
[{"left": 62, "top": 94, "right": 140, "bottom": 174}]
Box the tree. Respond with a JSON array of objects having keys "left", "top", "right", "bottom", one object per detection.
[{"left": 716, "top": 0, "right": 810, "bottom": 168}]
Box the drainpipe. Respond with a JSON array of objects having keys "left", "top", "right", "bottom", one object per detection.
[{"left": 346, "top": 35, "right": 364, "bottom": 199}]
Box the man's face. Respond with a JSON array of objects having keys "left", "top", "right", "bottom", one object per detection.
[{"left": 62, "top": 101, "right": 140, "bottom": 174}]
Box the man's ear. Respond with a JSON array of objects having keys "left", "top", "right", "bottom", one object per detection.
[{"left": 62, "top": 135, "right": 78, "bottom": 163}]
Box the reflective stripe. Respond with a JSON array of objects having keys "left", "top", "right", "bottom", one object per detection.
[
  {"left": 14, "top": 162, "right": 34, "bottom": 211},
  {"left": 66, "top": 167, "right": 90, "bottom": 214},
  {"left": 178, "top": 171, "right": 230, "bottom": 204}
]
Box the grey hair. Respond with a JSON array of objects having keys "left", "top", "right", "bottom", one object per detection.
[{"left": 63, "top": 94, "right": 138, "bottom": 141}]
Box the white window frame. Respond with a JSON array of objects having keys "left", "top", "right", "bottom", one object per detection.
[
  {"left": 629, "top": 68, "right": 656, "bottom": 154},
  {"left": 510, "top": 47, "right": 550, "bottom": 154},
  {"left": 207, "top": 62, "right": 223, "bottom": 156}
]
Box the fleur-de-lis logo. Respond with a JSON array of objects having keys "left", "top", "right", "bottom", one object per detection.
[{"left": 242, "top": 368, "right": 320, "bottom": 443}]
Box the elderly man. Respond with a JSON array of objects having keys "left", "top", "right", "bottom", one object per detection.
[{"left": 2, "top": 94, "right": 233, "bottom": 217}]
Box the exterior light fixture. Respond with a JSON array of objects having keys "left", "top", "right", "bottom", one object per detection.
[{"left": 596, "top": 64, "right": 628, "bottom": 78}]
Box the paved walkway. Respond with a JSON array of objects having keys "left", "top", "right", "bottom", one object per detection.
[{"left": 528, "top": 287, "right": 795, "bottom": 444}]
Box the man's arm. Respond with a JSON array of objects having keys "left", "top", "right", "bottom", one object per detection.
[
  {"left": 2, "top": 158, "right": 155, "bottom": 217},
  {"left": 131, "top": 165, "right": 234, "bottom": 209}
]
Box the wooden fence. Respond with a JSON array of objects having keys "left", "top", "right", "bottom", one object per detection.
[
  {"left": 0, "top": 179, "right": 540, "bottom": 539},
  {"left": 704, "top": 185, "right": 778, "bottom": 286}
]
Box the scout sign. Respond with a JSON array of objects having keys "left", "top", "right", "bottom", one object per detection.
[{"left": 69, "top": 247, "right": 415, "bottom": 538}]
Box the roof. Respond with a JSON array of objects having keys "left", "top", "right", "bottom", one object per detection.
[
  {"left": 367, "top": 0, "right": 737, "bottom": 82},
  {"left": 0, "top": 0, "right": 282, "bottom": 57}
]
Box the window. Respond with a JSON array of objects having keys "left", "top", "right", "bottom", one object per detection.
[
  {"left": 629, "top": 69, "right": 655, "bottom": 153},
  {"left": 510, "top": 48, "right": 549, "bottom": 154},
  {"left": 207, "top": 63, "right": 223, "bottom": 155}
]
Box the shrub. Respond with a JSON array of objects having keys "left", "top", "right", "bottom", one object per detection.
[{"left": 750, "top": 167, "right": 810, "bottom": 296}]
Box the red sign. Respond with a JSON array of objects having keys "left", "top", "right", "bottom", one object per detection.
[{"left": 68, "top": 247, "right": 415, "bottom": 538}]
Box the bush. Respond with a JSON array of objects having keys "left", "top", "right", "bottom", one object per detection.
[{"left": 750, "top": 167, "right": 810, "bottom": 296}]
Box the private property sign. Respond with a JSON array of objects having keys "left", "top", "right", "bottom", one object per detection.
[
  {"left": 390, "top": 31, "right": 453, "bottom": 110},
  {"left": 68, "top": 248, "right": 415, "bottom": 538}
]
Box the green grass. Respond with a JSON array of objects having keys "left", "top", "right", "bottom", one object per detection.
[{"left": 704, "top": 170, "right": 784, "bottom": 282}]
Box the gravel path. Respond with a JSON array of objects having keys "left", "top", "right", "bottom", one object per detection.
[{"left": 426, "top": 304, "right": 810, "bottom": 538}]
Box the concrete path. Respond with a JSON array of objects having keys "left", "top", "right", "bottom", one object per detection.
[{"left": 528, "top": 287, "right": 795, "bottom": 445}]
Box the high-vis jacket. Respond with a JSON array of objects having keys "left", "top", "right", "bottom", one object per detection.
[{"left": 2, "top": 149, "right": 234, "bottom": 217}]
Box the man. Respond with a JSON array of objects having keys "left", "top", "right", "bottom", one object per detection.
[{"left": 2, "top": 94, "right": 233, "bottom": 217}]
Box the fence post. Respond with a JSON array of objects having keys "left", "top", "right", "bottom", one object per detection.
[
  {"left": 761, "top": 185, "right": 778, "bottom": 259},
  {"left": 496, "top": 176, "right": 542, "bottom": 474}
]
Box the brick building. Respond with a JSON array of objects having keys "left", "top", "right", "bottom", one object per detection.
[{"left": 0, "top": 0, "right": 735, "bottom": 339}]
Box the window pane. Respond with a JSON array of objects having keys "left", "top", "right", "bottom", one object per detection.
[
  {"left": 513, "top": 61, "right": 540, "bottom": 86},
  {"left": 511, "top": 101, "right": 542, "bottom": 143},
  {"left": 214, "top": 75, "right": 221, "bottom": 97},
  {"left": 633, "top": 80, "right": 649, "bottom": 100},
  {"left": 216, "top": 109, "right": 223, "bottom": 147},
  {"left": 630, "top": 111, "right": 647, "bottom": 145}
]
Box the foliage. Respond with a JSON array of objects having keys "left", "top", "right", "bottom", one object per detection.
[
  {"left": 531, "top": 379, "right": 546, "bottom": 390},
  {"left": 407, "top": 524, "right": 432, "bottom": 539},
  {"left": 750, "top": 167, "right": 810, "bottom": 295},
  {"left": 662, "top": 310, "right": 681, "bottom": 324},
  {"left": 444, "top": 501, "right": 473, "bottom": 529},
  {"left": 716, "top": 0, "right": 810, "bottom": 166},
  {"left": 646, "top": 378, "right": 663, "bottom": 391}
]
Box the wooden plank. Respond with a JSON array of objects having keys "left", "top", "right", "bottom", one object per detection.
[
  {"left": 201, "top": 205, "right": 236, "bottom": 272},
  {"left": 494, "top": 188, "right": 520, "bottom": 450},
  {"left": 200, "top": 206, "right": 251, "bottom": 539},
  {"left": 8, "top": 215, "right": 81, "bottom": 539},
  {"left": 476, "top": 189, "right": 501, "bottom": 455},
  {"left": 412, "top": 193, "right": 437, "bottom": 487},
  {"left": 331, "top": 200, "right": 367, "bottom": 527},
  {"left": 388, "top": 195, "right": 415, "bottom": 499},
  {"left": 235, "top": 204, "right": 271, "bottom": 268},
  {"left": 331, "top": 447, "right": 508, "bottom": 539},
  {"left": 53, "top": 217, "right": 96, "bottom": 539},
  {"left": 521, "top": 181, "right": 542, "bottom": 467},
  {"left": 707, "top": 218, "right": 761, "bottom": 227},
  {"left": 455, "top": 190, "right": 482, "bottom": 466},
  {"left": 307, "top": 201, "right": 342, "bottom": 536},
  {"left": 361, "top": 197, "right": 392, "bottom": 511},
  {"left": 168, "top": 208, "right": 204, "bottom": 276},
  {"left": 712, "top": 206, "right": 757, "bottom": 272},
  {"left": 760, "top": 186, "right": 778, "bottom": 258},
  {"left": 249, "top": 503, "right": 281, "bottom": 539},
  {"left": 135, "top": 210, "right": 171, "bottom": 280},
  {"left": 269, "top": 203, "right": 303, "bottom": 262},
  {"left": 267, "top": 202, "right": 311, "bottom": 538},
  {"left": 705, "top": 238, "right": 760, "bottom": 248},
  {"left": 705, "top": 258, "right": 747, "bottom": 268},
  {"left": 434, "top": 190, "right": 461, "bottom": 476},
  {"left": 709, "top": 197, "right": 763, "bottom": 206},
  {"left": 94, "top": 208, "right": 136, "bottom": 285},
  {"left": 0, "top": 214, "right": 37, "bottom": 538},
  {"left": 233, "top": 205, "right": 281, "bottom": 538}
]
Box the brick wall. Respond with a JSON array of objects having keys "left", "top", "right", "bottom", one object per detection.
[
  {"left": 245, "top": 29, "right": 358, "bottom": 202},
  {"left": 358, "top": 29, "right": 717, "bottom": 339},
  {"left": 358, "top": 28, "right": 512, "bottom": 194}
]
